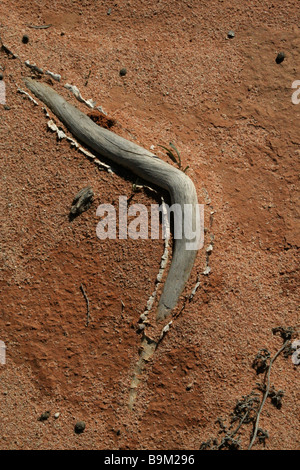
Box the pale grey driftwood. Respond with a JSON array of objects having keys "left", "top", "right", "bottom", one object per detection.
[{"left": 24, "top": 77, "right": 199, "bottom": 322}]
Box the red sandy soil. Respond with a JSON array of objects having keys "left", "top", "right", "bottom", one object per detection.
[{"left": 0, "top": 0, "right": 299, "bottom": 450}]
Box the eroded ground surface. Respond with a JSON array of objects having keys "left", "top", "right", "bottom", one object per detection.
[{"left": 0, "top": 0, "right": 299, "bottom": 450}]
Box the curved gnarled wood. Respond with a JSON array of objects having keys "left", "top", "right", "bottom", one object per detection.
[{"left": 24, "top": 78, "right": 200, "bottom": 322}]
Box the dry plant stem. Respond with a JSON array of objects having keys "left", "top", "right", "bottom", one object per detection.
[
  {"left": 27, "top": 24, "right": 52, "bottom": 29},
  {"left": 248, "top": 340, "right": 289, "bottom": 450},
  {"left": 24, "top": 77, "right": 199, "bottom": 322},
  {"left": 80, "top": 284, "right": 90, "bottom": 327},
  {"left": 216, "top": 411, "right": 249, "bottom": 450}
]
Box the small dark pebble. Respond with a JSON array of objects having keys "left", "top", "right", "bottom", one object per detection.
[
  {"left": 227, "top": 30, "right": 235, "bottom": 39},
  {"left": 4, "top": 105, "right": 10, "bottom": 110},
  {"left": 38, "top": 411, "right": 50, "bottom": 421},
  {"left": 74, "top": 421, "right": 86, "bottom": 434},
  {"left": 119, "top": 68, "right": 127, "bottom": 77},
  {"left": 22, "top": 34, "right": 29, "bottom": 44},
  {"left": 276, "top": 52, "right": 286, "bottom": 64},
  {"left": 0, "top": 73, "right": 3, "bottom": 80}
]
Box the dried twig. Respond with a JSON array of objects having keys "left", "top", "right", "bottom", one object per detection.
[
  {"left": 85, "top": 69, "right": 91, "bottom": 87},
  {"left": 200, "top": 393, "right": 260, "bottom": 450},
  {"left": 27, "top": 24, "right": 52, "bottom": 29},
  {"left": 248, "top": 339, "right": 290, "bottom": 450},
  {"left": 200, "top": 326, "right": 296, "bottom": 450},
  {"left": 80, "top": 283, "right": 91, "bottom": 327}
]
